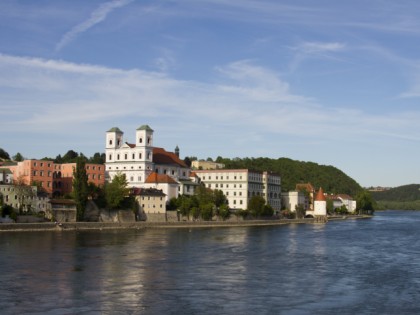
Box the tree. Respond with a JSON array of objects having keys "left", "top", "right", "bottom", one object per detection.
[
  {"left": 13, "top": 152, "right": 24, "bottom": 162},
  {"left": 248, "top": 195, "right": 267, "bottom": 218},
  {"left": 73, "top": 157, "right": 89, "bottom": 221},
  {"left": 89, "top": 152, "right": 105, "bottom": 164},
  {"left": 0, "top": 148, "right": 10, "bottom": 160},
  {"left": 62, "top": 150, "right": 79, "bottom": 163},
  {"left": 295, "top": 204, "right": 306, "bottom": 219},
  {"left": 105, "top": 173, "right": 129, "bottom": 209},
  {"left": 356, "top": 190, "right": 375, "bottom": 214}
]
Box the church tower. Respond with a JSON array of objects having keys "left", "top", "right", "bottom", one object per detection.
[{"left": 135, "top": 125, "right": 154, "bottom": 177}]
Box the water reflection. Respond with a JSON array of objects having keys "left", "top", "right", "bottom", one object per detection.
[{"left": 3, "top": 212, "right": 420, "bottom": 314}]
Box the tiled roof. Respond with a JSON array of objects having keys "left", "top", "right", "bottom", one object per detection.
[
  {"left": 153, "top": 147, "right": 188, "bottom": 168},
  {"left": 315, "top": 187, "right": 327, "bottom": 201},
  {"left": 296, "top": 183, "right": 314, "bottom": 192},
  {"left": 145, "top": 172, "right": 178, "bottom": 184},
  {"left": 137, "top": 125, "right": 154, "bottom": 132},
  {"left": 131, "top": 187, "right": 166, "bottom": 196},
  {"left": 125, "top": 142, "right": 136, "bottom": 148},
  {"left": 107, "top": 127, "right": 123, "bottom": 133}
]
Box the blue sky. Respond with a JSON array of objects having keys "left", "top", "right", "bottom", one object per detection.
[{"left": 1, "top": 0, "right": 420, "bottom": 188}]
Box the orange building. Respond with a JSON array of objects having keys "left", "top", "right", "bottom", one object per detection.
[{"left": 7, "top": 160, "right": 105, "bottom": 197}]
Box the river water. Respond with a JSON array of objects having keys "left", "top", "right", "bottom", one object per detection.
[{"left": 1, "top": 211, "right": 420, "bottom": 314}]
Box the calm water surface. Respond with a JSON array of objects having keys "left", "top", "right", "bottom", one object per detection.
[{"left": 1, "top": 211, "right": 420, "bottom": 314}]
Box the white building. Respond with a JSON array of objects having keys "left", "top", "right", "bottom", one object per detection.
[
  {"left": 105, "top": 125, "right": 191, "bottom": 202},
  {"left": 193, "top": 169, "right": 281, "bottom": 212},
  {"left": 336, "top": 194, "right": 357, "bottom": 213},
  {"left": 311, "top": 187, "right": 327, "bottom": 217},
  {"left": 282, "top": 191, "right": 306, "bottom": 212}
]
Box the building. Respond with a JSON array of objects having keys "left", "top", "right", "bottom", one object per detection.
[
  {"left": 132, "top": 187, "right": 167, "bottom": 221},
  {"left": 6, "top": 160, "right": 105, "bottom": 197},
  {"left": 193, "top": 169, "right": 281, "bottom": 212},
  {"left": 105, "top": 125, "right": 191, "bottom": 202},
  {"left": 0, "top": 184, "right": 50, "bottom": 214},
  {"left": 191, "top": 160, "right": 225, "bottom": 170},
  {"left": 306, "top": 187, "right": 327, "bottom": 218},
  {"left": 282, "top": 191, "right": 307, "bottom": 212},
  {"left": 328, "top": 194, "right": 357, "bottom": 213},
  {"left": 296, "top": 183, "right": 315, "bottom": 210}
]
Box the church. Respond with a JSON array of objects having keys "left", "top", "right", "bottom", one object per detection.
[{"left": 105, "top": 125, "right": 194, "bottom": 201}]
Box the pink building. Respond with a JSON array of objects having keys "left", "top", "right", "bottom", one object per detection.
[{"left": 7, "top": 160, "right": 105, "bottom": 197}]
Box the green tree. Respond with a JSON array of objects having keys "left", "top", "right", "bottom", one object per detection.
[
  {"left": 248, "top": 195, "right": 266, "bottom": 218},
  {"left": 326, "top": 198, "right": 334, "bottom": 214},
  {"left": 200, "top": 203, "right": 214, "bottom": 221},
  {"left": 356, "top": 190, "right": 375, "bottom": 214},
  {"left": 217, "top": 204, "right": 230, "bottom": 220},
  {"left": 295, "top": 204, "right": 306, "bottom": 219},
  {"left": 0, "top": 148, "right": 10, "bottom": 160},
  {"left": 13, "top": 152, "right": 24, "bottom": 162},
  {"left": 73, "top": 157, "right": 89, "bottom": 221},
  {"left": 89, "top": 152, "right": 105, "bottom": 164},
  {"left": 105, "top": 173, "right": 129, "bottom": 209},
  {"left": 62, "top": 150, "right": 79, "bottom": 163}
]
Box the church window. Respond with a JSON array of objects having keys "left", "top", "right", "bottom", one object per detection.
[
  {"left": 139, "top": 153, "right": 142, "bottom": 159},
  {"left": 109, "top": 154, "right": 112, "bottom": 161},
  {"left": 139, "top": 138, "right": 143, "bottom": 143},
  {"left": 147, "top": 137, "right": 151, "bottom": 144},
  {"left": 130, "top": 176, "right": 134, "bottom": 182},
  {"left": 109, "top": 139, "right": 113, "bottom": 145},
  {"left": 132, "top": 153, "right": 135, "bottom": 159},
  {"left": 117, "top": 154, "right": 120, "bottom": 160}
]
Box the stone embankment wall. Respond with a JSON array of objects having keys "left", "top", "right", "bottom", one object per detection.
[{"left": 0, "top": 218, "right": 316, "bottom": 232}]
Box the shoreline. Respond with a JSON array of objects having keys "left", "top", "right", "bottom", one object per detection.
[{"left": 0, "top": 215, "right": 372, "bottom": 232}]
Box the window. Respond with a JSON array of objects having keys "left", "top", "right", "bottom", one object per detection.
[
  {"left": 109, "top": 139, "right": 113, "bottom": 145},
  {"left": 109, "top": 154, "right": 112, "bottom": 161},
  {"left": 130, "top": 176, "right": 134, "bottom": 181},
  {"left": 117, "top": 154, "right": 120, "bottom": 160},
  {"left": 125, "top": 154, "right": 128, "bottom": 160},
  {"left": 139, "top": 153, "right": 142, "bottom": 159},
  {"left": 132, "top": 153, "right": 135, "bottom": 159},
  {"left": 33, "top": 170, "right": 37, "bottom": 176},
  {"left": 147, "top": 137, "right": 151, "bottom": 144},
  {"left": 139, "top": 138, "right": 143, "bottom": 143},
  {"left": 40, "top": 162, "right": 44, "bottom": 167}
]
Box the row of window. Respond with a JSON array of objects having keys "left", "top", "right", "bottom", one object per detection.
[
  {"left": 201, "top": 175, "right": 244, "bottom": 181},
  {"left": 32, "top": 171, "right": 102, "bottom": 180},
  {"left": 108, "top": 152, "right": 152, "bottom": 161},
  {"left": 32, "top": 162, "right": 101, "bottom": 171}
]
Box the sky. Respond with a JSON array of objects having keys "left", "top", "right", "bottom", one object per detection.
[{"left": 1, "top": 0, "right": 420, "bottom": 188}]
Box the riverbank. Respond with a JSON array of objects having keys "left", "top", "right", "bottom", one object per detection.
[{"left": 0, "top": 215, "right": 372, "bottom": 232}]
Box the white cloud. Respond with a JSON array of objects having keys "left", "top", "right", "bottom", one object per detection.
[
  {"left": 55, "top": 0, "right": 135, "bottom": 52},
  {"left": 1, "top": 53, "right": 420, "bottom": 156}
]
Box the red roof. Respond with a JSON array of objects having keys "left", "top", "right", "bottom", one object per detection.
[
  {"left": 153, "top": 147, "right": 187, "bottom": 168},
  {"left": 315, "top": 187, "right": 327, "bottom": 201},
  {"left": 145, "top": 172, "right": 178, "bottom": 184}
]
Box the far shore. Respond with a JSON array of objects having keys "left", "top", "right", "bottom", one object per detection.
[{"left": 0, "top": 215, "right": 372, "bottom": 232}]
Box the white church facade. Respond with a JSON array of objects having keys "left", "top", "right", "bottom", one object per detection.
[{"left": 105, "top": 125, "right": 192, "bottom": 201}]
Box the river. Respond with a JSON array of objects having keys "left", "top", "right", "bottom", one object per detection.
[{"left": 1, "top": 210, "right": 420, "bottom": 314}]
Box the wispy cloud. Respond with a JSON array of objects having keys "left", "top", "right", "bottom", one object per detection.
[{"left": 55, "top": 0, "right": 135, "bottom": 52}]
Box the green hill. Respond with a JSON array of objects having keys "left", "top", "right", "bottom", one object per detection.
[
  {"left": 214, "top": 157, "right": 362, "bottom": 196},
  {"left": 371, "top": 184, "right": 420, "bottom": 210}
]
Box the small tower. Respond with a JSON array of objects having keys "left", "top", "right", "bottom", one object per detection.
[
  {"left": 175, "top": 145, "right": 180, "bottom": 158},
  {"left": 136, "top": 125, "right": 154, "bottom": 147},
  {"left": 106, "top": 127, "right": 123, "bottom": 149},
  {"left": 314, "top": 187, "right": 327, "bottom": 217}
]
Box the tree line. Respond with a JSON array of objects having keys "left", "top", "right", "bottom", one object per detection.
[{"left": 0, "top": 148, "right": 105, "bottom": 164}]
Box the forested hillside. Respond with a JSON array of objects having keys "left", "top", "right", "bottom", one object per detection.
[
  {"left": 372, "top": 184, "right": 420, "bottom": 210},
  {"left": 214, "top": 157, "right": 362, "bottom": 196}
]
